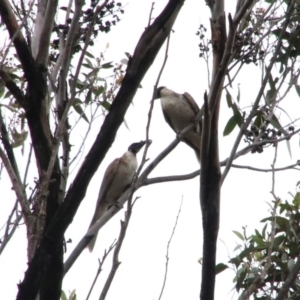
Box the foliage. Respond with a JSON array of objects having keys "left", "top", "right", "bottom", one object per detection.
[{"left": 219, "top": 186, "right": 300, "bottom": 299}]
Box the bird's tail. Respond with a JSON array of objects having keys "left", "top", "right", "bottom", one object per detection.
[{"left": 87, "top": 207, "right": 104, "bottom": 252}]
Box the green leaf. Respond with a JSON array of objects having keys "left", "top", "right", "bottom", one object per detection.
[
  {"left": 60, "top": 290, "right": 67, "bottom": 300},
  {"left": 72, "top": 98, "right": 89, "bottom": 123},
  {"left": 85, "top": 51, "right": 95, "bottom": 59},
  {"left": 237, "top": 84, "right": 240, "bottom": 103},
  {"left": 232, "top": 103, "right": 243, "bottom": 126},
  {"left": 272, "top": 29, "right": 290, "bottom": 40},
  {"left": 92, "top": 85, "right": 104, "bottom": 97},
  {"left": 272, "top": 235, "right": 285, "bottom": 249},
  {"left": 215, "top": 263, "right": 228, "bottom": 275},
  {"left": 226, "top": 90, "right": 233, "bottom": 107},
  {"left": 125, "top": 52, "right": 131, "bottom": 59},
  {"left": 253, "top": 112, "right": 263, "bottom": 128},
  {"left": 262, "top": 223, "right": 267, "bottom": 239},
  {"left": 229, "top": 256, "right": 241, "bottom": 268},
  {"left": 251, "top": 235, "right": 267, "bottom": 248},
  {"left": 0, "top": 85, "right": 5, "bottom": 98},
  {"left": 101, "top": 101, "right": 111, "bottom": 110},
  {"left": 295, "top": 85, "right": 300, "bottom": 97},
  {"left": 233, "top": 230, "right": 244, "bottom": 241},
  {"left": 101, "top": 62, "right": 113, "bottom": 69},
  {"left": 265, "top": 88, "right": 277, "bottom": 104},
  {"left": 270, "top": 108, "right": 290, "bottom": 135},
  {"left": 293, "top": 192, "right": 300, "bottom": 207},
  {"left": 85, "top": 89, "right": 92, "bottom": 105},
  {"left": 275, "top": 216, "right": 289, "bottom": 230},
  {"left": 85, "top": 58, "right": 94, "bottom": 69},
  {"left": 223, "top": 116, "right": 237, "bottom": 136},
  {"left": 82, "top": 63, "right": 93, "bottom": 69},
  {"left": 239, "top": 245, "right": 255, "bottom": 260}
]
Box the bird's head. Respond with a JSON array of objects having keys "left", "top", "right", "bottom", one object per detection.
[
  {"left": 128, "top": 140, "right": 147, "bottom": 154},
  {"left": 154, "top": 86, "right": 166, "bottom": 99}
]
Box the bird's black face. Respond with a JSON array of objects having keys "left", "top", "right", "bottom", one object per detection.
[
  {"left": 154, "top": 86, "right": 166, "bottom": 99},
  {"left": 128, "top": 140, "right": 146, "bottom": 153}
]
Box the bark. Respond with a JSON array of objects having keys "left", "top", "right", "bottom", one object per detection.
[
  {"left": 0, "top": 0, "right": 62, "bottom": 298},
  {"left": 199, "top": 2, "right": 225, "bottom": 300},
  {"left": 199, "top": 1, "right": 256, "bottom": 299}
]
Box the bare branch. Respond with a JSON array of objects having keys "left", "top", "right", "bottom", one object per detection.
[
  {"left": 0, "top": 147, "right": 30, "bottom": 222},
  {"left": 85, "top": 241, "right": 117, "bottom": 300},
  {"left": 231, "top": 163, "right": 300, "bottom": 173},
  {"left": 98, "top": 194, "right": 137, "bottom": 300},
  {"left": 0, "top": 107, "right": 22, "bottom": 184},
  {"left": 35, "top": 0, "right": 59, "bottom": 65},
  {"left": 142, "top": 33, "right": 171, "bottom": 169},
  {"left": 0, "top": 200, "right": 20, "bottom": 254}
]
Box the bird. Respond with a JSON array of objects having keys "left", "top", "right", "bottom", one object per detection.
[
  {"left": 154, "top": 86, "right": 201, "bottom": 161},
  {"left": 87, "top": 140, "right": 146, "bottom": 251}
]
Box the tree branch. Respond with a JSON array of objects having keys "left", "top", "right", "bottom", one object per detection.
[
  {"left": 0, "top": 147, "right": 30, "bottom": 222},
  {"left": 36, "top": 0, "right": 59, "bottom": 66}
]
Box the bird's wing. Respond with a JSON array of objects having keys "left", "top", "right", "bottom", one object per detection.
[
  {"left": 89, "top": 157, "right": 121, "bottom": 227},
  {"left": 183, "top": 92, "right": 200, "bottom": 115},
  {"left": 87, "top": 158, "right": 121, "bottom": 252},
  {"left": 97, "top": 158, "right": 121, "bottom": 207},
  {"left": 162, "top": 110, "right": 177, "bottom": 133},
  {"left": 183, "top": 92, "right": 201, "bottom": 134}
]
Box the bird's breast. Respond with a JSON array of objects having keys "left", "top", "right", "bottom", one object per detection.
[{"left": 161, "top": 96, "right": 196, "bottom": 131}]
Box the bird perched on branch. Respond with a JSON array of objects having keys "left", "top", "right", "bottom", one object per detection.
[
  {"left": 154, "top": 86, "right": 201, "bottom": 161},
  {"left": 88, "top": 140, "right": 146, "bottom": 251}
]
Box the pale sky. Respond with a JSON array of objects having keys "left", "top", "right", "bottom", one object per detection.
[{"left": 1, "top": 1, "right": 300, "bottom": 300}]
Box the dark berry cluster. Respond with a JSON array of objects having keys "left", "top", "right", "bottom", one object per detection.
[
  {"left": 233, "top": 27, "right": 265, "bottom": 65},
  {"left": 49, "top": 0, "right": 123, "bottom": 62},
  {"left": 244, "top": 123, "right": 293, "bottom": 154},
  {"left": 196, "top": 24, "right": 210, "bottom": 58}
]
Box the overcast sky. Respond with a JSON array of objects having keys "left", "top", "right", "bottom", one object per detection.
[{"left": 1, "top": 1, "right": 300, "bottom": 300}]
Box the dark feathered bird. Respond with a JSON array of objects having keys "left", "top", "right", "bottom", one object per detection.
[
  {"left": 88, "top": 140, "right": 146, "bottom": 251},
  {"left": 154, "top": 86, "right": 201, "bottom": 161}
]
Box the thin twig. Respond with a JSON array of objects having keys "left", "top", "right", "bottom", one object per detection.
[
  {"left": 0, "top": 199, "right": 19, "bottom": 254},
  {"left": 98, "top": 193, "right": 138, "bottom": 300},
  {"left": 23, "top": 144, "right": 33, "bottom": 186},
  {"left": 140, "top": 33, "right": 171, "bottom": 170},
  {"left": 147, "top": 2, "right": 155, "bottom": 27},
  {"left": 0, "top": 147, "right": 30, "bottom": 223},
  {"left": 85, "top": 240, "right": 117, "bottom": 300},
  {"left": 158, "top": 197, "right": 183, "bottom": 300}
]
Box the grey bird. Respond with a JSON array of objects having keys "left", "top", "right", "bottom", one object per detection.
[
  {"left": 88, "top": 140, "right": 146, "bottom": 251},
  {"left": 154, "top": 86, "right": 201, "bottom": 161}
]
